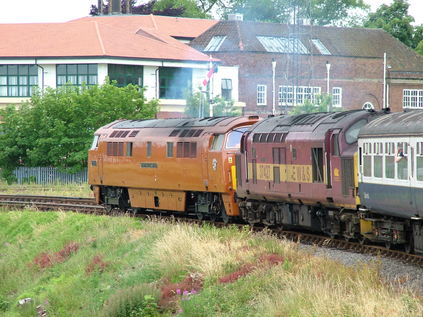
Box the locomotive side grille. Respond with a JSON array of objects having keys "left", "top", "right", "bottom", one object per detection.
[
  {"left": 341, "top": 158, "right": 354, "bottom": 196},
  {"left": 110, "top": 130, "right": 118, "bottom": 137},
  {"left": 121, "top": 131, "right": 130, "bottom": 138},
  {"left": 169, "top": 129, "right": 180, "bottom": 137},
  {"left": 129, "top": 130, "right": 139, "bottom": 137},
  {"left": 180, "top": 129, "right": 189, "bottom": 137},
  {"left": 193, "top": 129, "right": 203, "bottom": 137}
]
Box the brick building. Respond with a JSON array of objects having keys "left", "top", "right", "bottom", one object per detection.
[{"left": 190, "top": 19, "right": 423, "bottom": 114}]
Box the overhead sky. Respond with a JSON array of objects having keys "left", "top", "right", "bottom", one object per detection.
[{"left": 0, "top": 0, "right": 422, "bottom": 25}]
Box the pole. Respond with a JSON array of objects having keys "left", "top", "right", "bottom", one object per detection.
[
  {"left": 272, "top": 58, "right": 277, "bottom": 115},
  {"left": 326, "top": 61, "right": 331, "bottom": 112},
  {"left": 383, "top": 52, "right": 387, "bottom": 109}
]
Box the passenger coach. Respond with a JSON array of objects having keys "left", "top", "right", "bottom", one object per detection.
[{"left": 358, "top": 110, "right": 423, "bottom": 253}]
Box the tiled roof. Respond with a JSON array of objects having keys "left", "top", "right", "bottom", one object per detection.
[
  {"left": 190, "top": 20, "right": 423, "bottom": 72},
  {"left": 72, "top": 14, "right": 218, "bottom": 38},
  {"left": 0, "top": 15, "right": 218, "bottom": 62}
]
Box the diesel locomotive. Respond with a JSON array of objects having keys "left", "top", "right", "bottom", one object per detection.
[
  {"left": 88, "top": 116, "right": 259, "bottom": 222},
  {"left": 88, "top": 110, "right": 423, "bottom": 254}
]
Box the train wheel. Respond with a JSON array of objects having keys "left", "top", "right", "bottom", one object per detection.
[
  {"left": 404, "top": 236, "right": 414, "bottom": 254},
  {"left": 221, "top": 209, "right": 230, "bottom": 224},
  {"left": 104, "top": 204, "right": 114, "bottom": 213},
  {"left": 196, "top": 213, "right": 204, "bottom": 221},
  {"left": 359, "top": 237, "right": 368, "bottom": 245},
  {"left": 385, "top": 241, "right": 392, "bottom": 250}
]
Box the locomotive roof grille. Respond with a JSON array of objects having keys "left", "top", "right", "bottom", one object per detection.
[{"left": 112, "top": 117, "right": 233, "bottom": 129}]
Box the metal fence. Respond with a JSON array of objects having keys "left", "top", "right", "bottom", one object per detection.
[{"left": 13, "top": 167, "right": 88, "bottom": 184}]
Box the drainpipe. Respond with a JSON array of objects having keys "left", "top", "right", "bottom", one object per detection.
[{"left": 34, "top": 58, "right": 45, "bottom": 93}]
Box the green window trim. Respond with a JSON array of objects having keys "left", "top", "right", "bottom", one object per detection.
[
  {"left": 56, "top": 64, "right": 98, "bottom": 87},
  {"left": 0, "top": 64, "right": 38, "bottom": 97}
]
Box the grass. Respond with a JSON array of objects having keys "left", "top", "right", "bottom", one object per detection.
[
  {"left": 0, "top": 210, "right": 422, "bottom": 317},
  {"left": 0, "top": 181, "right": 92, "bottom": 197}
]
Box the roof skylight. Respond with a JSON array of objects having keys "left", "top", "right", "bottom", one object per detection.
[
  {"left": 311, "top": 39, "right": 331, "bottom": 55},
  {"left": 257, "top": 36, "right": 309, "bottom": 54},
  {"left": 204, "top": 35, "right": 227, "bottom": 51}
]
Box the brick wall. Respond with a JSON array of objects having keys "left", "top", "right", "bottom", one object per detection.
[{"left": 213, "top": 52, "right": 423, "bottom": 114}]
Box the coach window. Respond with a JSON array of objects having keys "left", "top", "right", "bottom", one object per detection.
[
  {"left": 167, "top": 142, "right": 173, "bottom": 157},
  {"left": 363, "top": 142, "right": 372, "bottom": 177},
  {"left": 417, "top": 142, "right": 423, "bottom": 181},
  {"left": 146, "top": 141, "right": 152, "bottom": 158},
  {"left": 385, "top": 142, "right": 395, "bottom": 179},
  {"left": 396, "top": 142, "right": 408, "bottom": 180},
  {"left": 374, "top": 142, "right": 383, "bottom": 178},
  {"left": 211, "top": 134, "right": 224, "bottom": 151}
]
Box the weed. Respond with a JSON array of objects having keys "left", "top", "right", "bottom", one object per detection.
[{"left": 101, "top": 284, "right": 160, "bottom": 317}]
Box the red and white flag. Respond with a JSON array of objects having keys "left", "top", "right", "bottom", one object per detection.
[{"left": 202, "top": 61, "right": 218, "bottom": 87}]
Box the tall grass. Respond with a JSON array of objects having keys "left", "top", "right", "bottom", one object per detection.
[
  {"left": 0, "top": 181, "right": 92, "bottom": 197},
  {"left": 0, "top": 211, "right": 421, "bottom": 317}
]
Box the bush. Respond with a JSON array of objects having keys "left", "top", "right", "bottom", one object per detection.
[{"left": 0, "top": 81, "right": 158, "bottom": 181}]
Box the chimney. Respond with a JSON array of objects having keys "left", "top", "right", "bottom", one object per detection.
[
  {"left": 110, "top": 0, "right": 121, "bottom": 14},
  {"left": 228, "top": 13, "right": 244, "bottom": 21}
]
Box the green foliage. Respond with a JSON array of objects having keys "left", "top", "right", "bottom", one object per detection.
[
  {"left": 289, "top": 94, "right": 333, "bottom": 115},
  {"left": 0, "top": 82, "right": 158, "bottom": 181},
  {"left": 101, "top": 285, "right": 160, "bottom": 317},
  {"left": 364, "top": 0, "right": 423, "bottom": 49},
  {"left": 225, "top": 0, "right": 368, "bottom": 25},
  {"left": 185, "top": 91, "right": 241, "bottom": 117},
  {"left": 153, "top": 0, "right": 209, "bottom": 18}
]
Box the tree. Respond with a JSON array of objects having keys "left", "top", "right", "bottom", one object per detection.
[
  {"left": 289, "top": 94, "right": 333, "bottom": 114},
  {"left": 0, "top": 82, "right": 158, "bottom": 182},
  {"left": 185, "top": 91, "right": 241, "bottom": 117},
  {"left": 90, "top": 0, "right": 207, "bottom": 18},
  {"left": 364, "top": 0, "right": 416, "bottom": 48},
  {"left": 224, "top": 0, "right": 368, "bottom": 25}
]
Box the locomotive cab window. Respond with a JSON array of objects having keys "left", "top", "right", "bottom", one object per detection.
[
  {"left": 211, "top": 134, "right": 224, "bottom": 151},
  {"left": 91, "top": 135, "right": 99, "bottom": 150},
  {"left": 311, "top": 148, "right": 324, "bottom": 183},
  {"left": 226, "top": 127, "right": 248, "bottom": 149}
]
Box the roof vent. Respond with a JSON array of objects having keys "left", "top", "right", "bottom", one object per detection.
[{"left": 228, "top": 13, "right": 243, "bottom": 21}]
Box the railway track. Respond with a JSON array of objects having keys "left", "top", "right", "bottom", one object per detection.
[{"left": 1, "top": 194, "right": 422, "bottom": 267}]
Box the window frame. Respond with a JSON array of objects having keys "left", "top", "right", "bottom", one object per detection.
[
  {"left": 0, "top": 64, "right": 38, "bottom": 97},
  {"left": 257, "top": 84, "right": 267, "bottom": 106}
]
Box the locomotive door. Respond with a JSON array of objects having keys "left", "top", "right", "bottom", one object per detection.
[
  {"left": 201, "top": 137, "right": 210, "bottom": 189},
  {"left": 207, "top": 134, "right": 225, "bottom": 191}
]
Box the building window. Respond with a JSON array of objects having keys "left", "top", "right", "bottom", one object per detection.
[
  {"left": 204, "top": 36, "right": 227, "bottom": 51},
  {"left": 332, "top": 87, "right": 342, "bottom": 107},
  {"left": 362, "top": 102, "right": 374, "bottom": 110},
  {"left": 159, "top": 67, "right": 192, "bottom": 99},
  {"left": 57, "top": 64, "right": 98, "bottom": 87},
  {"left": 108, "top": 64, "right": 143, "bottom": 87},
  {"left": 257, "top": 84, "right": 267, "bottom": 105},
  {"left": 257, "top": 36, "right": 309, "bottom": 54},
  {"left": 403, "top": 89, "right": 423, "bottom": 108},
  {"left": 221, "top": 79, "right": 232, "bottom": 100},
  {"left": 0, "top": 65, "right": 38, "bottom": 97},
  {"left": 278, "top": 85, "right": 321, "bottom": 106}
]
